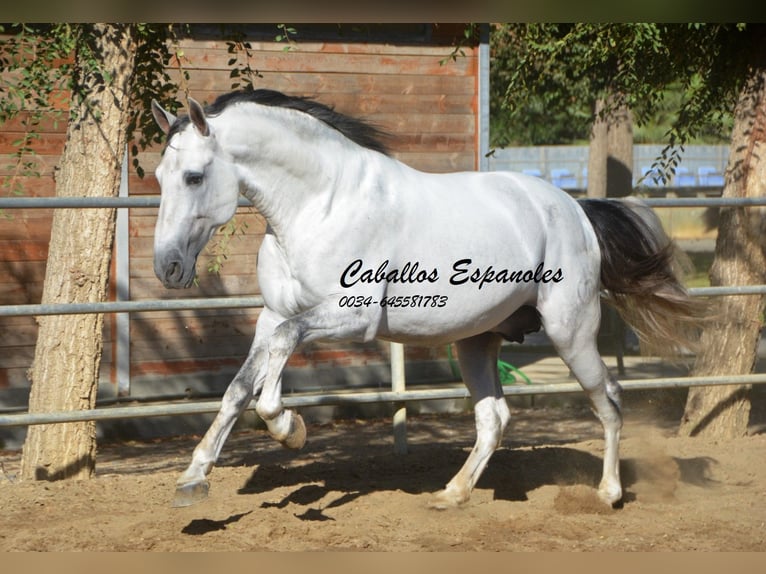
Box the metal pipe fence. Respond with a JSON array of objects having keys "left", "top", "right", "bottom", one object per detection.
[
  {"left": 3, "top": 374, "right": 766, "bottom": 428},
  {"left": 2, "top": 194, "right": 766, "bottom": 432},
  {"left": 3, "top": 195, "right": 766, "bottom": 210}
]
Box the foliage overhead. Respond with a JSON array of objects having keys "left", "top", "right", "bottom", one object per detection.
[
  {"left": 0, "top": 23, "right": 182, "bottom": 184},
  {"left": 491, "top": 23, "right": 758, "bottom": 173}
]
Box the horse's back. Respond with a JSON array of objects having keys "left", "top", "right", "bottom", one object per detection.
[
  {"left": 405, "top": 168, "right": 599, "bottom": 260},
  {"left": 361, "top": 166, "right": 603, "bottom": 343}
]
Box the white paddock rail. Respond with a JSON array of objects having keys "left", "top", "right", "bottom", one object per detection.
[{"left": 2, "top": 195, "right": 766, "bottom": 455}]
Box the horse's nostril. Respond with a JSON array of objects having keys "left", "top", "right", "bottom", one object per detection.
[{"left": 165, "top": 261, "right": 182, "bottom": 283}]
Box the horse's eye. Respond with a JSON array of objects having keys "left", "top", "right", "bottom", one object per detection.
[{"left": 184, "top": 172, "right": 204, "bottom": 186}]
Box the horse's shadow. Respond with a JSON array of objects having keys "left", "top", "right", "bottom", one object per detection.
[{"left": 230, "top": 438, "right": 718, "bottom": 518}]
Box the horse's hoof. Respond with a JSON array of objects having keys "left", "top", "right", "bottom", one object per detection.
[
  {"left": 428, "top": 488, "right": 466, "bottom": 510},
  {"left": 279, "top": 412, "right": 306, "bottom": 450},
  {"left": 172, "top": 480, "right": 210, "bottom": 508},
  {"left": 597, "top": 484, "right": 623, "bottom": 507}
]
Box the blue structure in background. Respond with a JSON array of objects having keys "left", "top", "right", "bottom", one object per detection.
[{"left": 489, "top": 144, "right": 729, "bottom": 191}]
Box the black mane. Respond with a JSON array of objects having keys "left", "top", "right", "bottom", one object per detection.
[{"left": 167, "top": 89, "right": 391, "bottom": 155}]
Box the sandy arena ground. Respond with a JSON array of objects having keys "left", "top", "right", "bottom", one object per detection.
[{"left": 1, "top": 397, "right": 765, "bottom": 551}]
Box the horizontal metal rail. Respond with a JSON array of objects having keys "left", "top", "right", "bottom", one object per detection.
[
  {"left": 2, "top": 195, "right": 766, "bottom": 210},
  {"left": 688, "top": 285, "right": 766, "bottom": 296},
  {"left": 0, "top": 296, "right": 265, "bottom": 317},
  {"left": 2, "top": 373, "right": 765, "bottom": 428},
  {"left": 2, "top": 286, "right": 764, "bottom": 319},
  {"left": 641, "top": 197, "right": 766, "bottom": 208},
  {"left": 0, "top": 196, "right": 253, "bottom": 209}
]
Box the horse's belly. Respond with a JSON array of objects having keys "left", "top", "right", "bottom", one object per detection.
[{"left": 374, "top": 284, "right": 537, "bottom": 345}]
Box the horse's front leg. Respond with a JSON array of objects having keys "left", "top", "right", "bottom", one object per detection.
[
  {"left": 172, "top": 309, "right": 283, "bottom": 507},
  {"left": 255, "top": 303, "right": 374, "bottom": 450}
]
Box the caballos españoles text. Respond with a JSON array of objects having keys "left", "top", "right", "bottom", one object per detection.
[{"left": 339, "top": 258, "right": 563, "bottom": 291}]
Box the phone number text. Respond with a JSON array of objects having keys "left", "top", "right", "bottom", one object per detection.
[{"left": 338, "top": 294, "right": 448, "bottom": 309}]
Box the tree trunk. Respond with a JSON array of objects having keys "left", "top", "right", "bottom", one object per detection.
[
  {"left": 21, "top": 24, "right": 137, "bottom": 481},
  {"left": 587, "top": 98, "right": 608, "bottom": 198},
  {"left": 606, "top": 101, "right": 633, "bottom": 198},
  {"left": 587, "top": 96, "right": 633, "bottom": 199},
  {"left": 679, "top": 62, "right": 766, "bottom": 439}
]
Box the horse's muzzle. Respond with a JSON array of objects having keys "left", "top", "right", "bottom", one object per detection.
[{"left": 155, "top": 251, "right": 196, "bottom": 289}]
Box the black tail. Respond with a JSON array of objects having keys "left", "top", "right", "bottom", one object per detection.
[{"left": 578, "top": 198, "right": 706, "bottom": 356}]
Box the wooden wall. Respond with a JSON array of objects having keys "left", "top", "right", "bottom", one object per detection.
[{"left": 0, "top": 24, "right": 481, "bottom": 400}]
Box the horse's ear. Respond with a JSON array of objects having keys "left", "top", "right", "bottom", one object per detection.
[
  {"left": 187, "top": 97, "right": 210, "bottom": 137},
  {"left": 151, "top": 99, "right": 176, "bottom": 135}
]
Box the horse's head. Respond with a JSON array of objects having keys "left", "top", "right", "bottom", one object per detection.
[{"left": 150, "top": 98, "right": 240, "bottom": 288}]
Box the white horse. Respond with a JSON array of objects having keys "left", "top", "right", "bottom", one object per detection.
[{"left": 150, "top": 89, "right": 701, "bottom": 509}]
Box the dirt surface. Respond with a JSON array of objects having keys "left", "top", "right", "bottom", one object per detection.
[{"left": 1, "top": 404, "right": 765, "bottom": 551}]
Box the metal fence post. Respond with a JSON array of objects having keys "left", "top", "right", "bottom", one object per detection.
[
  {"left": 116, "top": 148, "right": 131, "bottom": 396},
  {"left": 390, "top": 342, "right": 407, "bottom": 454}
]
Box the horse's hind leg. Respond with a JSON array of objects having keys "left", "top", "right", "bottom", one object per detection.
[
  {"left": 541, "top": 296, "right": 623, "bottom": 506},
  {"left": 431, "top": 332, "right": 510, "bottom": 509}
]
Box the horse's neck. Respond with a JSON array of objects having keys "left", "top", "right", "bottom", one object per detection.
[{"left": 219, "top": 106, "right": 371, "bottom": 237}]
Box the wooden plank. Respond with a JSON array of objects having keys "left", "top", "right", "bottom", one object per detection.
[
  {"left": 129, "top": 255, "right": 261, "bottom": 281},
  {"left": 129, "top": 333, "right": 254, "bottom": 362},
  {"left": 128, "top": 274, "right": 261, "bottom": 300},
  {"left": 0, "top": 177, "right": 57, "bottom": 197},
  {"left": 129, "top": 310, "right": 258, "bottom": 337},
  {"left": 1, "top": 366, "right": 34, "bottom": 389},
  {"left": 0, "top": 214, "right": 53, "bottom": 240},
  {"left": 177, "top": 72, "right": 478, "bottom": 97},
  {"left": 394, "top": 133, "right": 475, "bottom": 152},
  {"left": 0, "top": 260, "right": 47, "bottom": 280},
  {"left": 0, "top": 316, "right": 39, "bottom": 347},
  {"left": 1, "top": 361, "right": 117, "bottom": 392},
  {"left": 0, "top": 345, "right": 35, "bottom": 370},
  {"left": 0, "top": 132, "right": 67, "bottom": 155},
  {"left": 0, "top": 239, "right": 49, "bottom": 261},
  {"left": 130, "top": 357, "right": 243, "bottom": 378},
  {"left": 0, "top": 154, "right": 59, "bottom": 176},
  {"left": 0, "top": 284, "right": 44, "bottom": 305},
  {"left": 130, "top": 332, "right": 256, "bottom": 362},
  {"left": 0, "top": 324, "right": 115, "bottom": 368},
  {"left": 127, "top": 309, "right": 260, "bottom": 324},
  {"left": 0, "top": 110, "right": 69, "bottom": 133},
  {"left": 0, "top": 261, "right": 45, "bottom": 303},
  {"left": 395, "top": 152, "right": 476, "bottom": 173},
  {"left": 173, "top": 47, "right": 475, "bottom": 77},
  {"left": 175, "top": 37, "right": 476, "bottom": 58}
]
